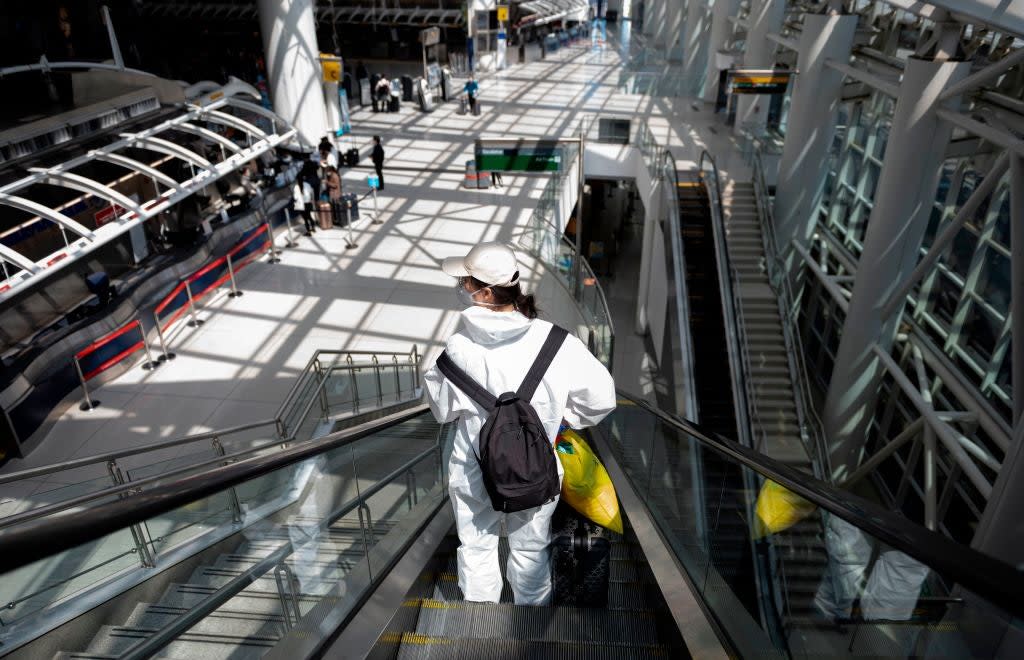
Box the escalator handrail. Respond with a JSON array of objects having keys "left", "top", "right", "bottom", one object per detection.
[
  {"left": 0, "top": 404, "right": 431, "bottom": 576},
  {"left": 694, "top": 149, "right": 755, "bottom": 451},
  {"left": 615, "top": 389, "right": 1024, "bottom": 620}
]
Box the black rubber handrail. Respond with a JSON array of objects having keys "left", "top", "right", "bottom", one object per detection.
[
  {"left": 614, "top": 389, "right": 1024, "bottom": 621},
  {"left": 0, "top": 404, "right": 430, "bottom": 575}
]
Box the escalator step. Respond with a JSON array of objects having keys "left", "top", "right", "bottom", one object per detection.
[
  {"left": 393, "top": 634, "right": 676, "bottom": 659},
  {"left": 426, "top": 577, "right": 656, "bottom": 611},
  {"left": 409, "top": 601, "right": 661, "bottom": 646}
]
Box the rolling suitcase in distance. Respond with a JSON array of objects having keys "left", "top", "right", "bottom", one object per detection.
[
  {"left": 388, "top": 95, "right": 400, "bottom": 112},
  {"left": 335, "top": 193, "right": 359, "bottom": 226},
  {"left": 344, "top": 148, "right": 359, "bottom": 167},
  {"left": 550, "top": 502, "right": 611, "bottom": 607},
  {"left": 473, "top": 100, "right": 482, "bottom": 116},
  {"left": 317, "top": 201, "right": 333, "bottom": 230}
]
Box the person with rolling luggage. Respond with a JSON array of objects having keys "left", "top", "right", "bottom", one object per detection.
[
  {"left": 423, "top": 242, "right": 616, "bottom": 606},
  {"left": 374, "top": 75, "right": 390, "bottom": 113},
  {"left": 463, "top": 74, "right": 479, "bottom": 115},
  {"left": 371, "top": 135, "right": 385, "bottom": 191},
  {"left": 323, "top": 165, "right": 343, "bottom": 225}
]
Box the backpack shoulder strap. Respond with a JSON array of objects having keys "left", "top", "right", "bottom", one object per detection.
[
  {"left": 517, "top": 325, "right": 569, "bottom": 403},
  {"left": 435, "top": 351, "right": 495, "bottom": 412}
]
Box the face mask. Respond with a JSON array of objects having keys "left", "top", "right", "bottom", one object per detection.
[{"left": 455, "top": 281, "right": 501, "bottom": 308}]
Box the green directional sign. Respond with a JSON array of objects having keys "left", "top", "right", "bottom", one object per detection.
[{"left": 475, "top": 140, "right": 563, "bottom": 172}]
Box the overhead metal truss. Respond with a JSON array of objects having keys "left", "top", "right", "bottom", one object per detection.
[
  {"left": 139, "top": 2, "right": 465, "bottom": 28},
  {"left": 516, "top": 0, "right": 590, "bottom": 28},
  {"left": 0, "top": 96, "right": 298, "bottom": 301}
]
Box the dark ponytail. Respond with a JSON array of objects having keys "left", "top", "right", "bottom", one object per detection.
[{"left": 469, "top": 276, "right": 540, "bottom": 319}]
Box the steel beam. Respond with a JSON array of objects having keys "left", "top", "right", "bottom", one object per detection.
[
  {"left": 1012, "top": 155, "right": 1024, "bottom": 424},
  {"left": 201, "top": 108, "right": 269, "bottom": 139},
  {"left": 91, "top": 152, "right": 184, "bottom": 193},
  {"left": 824, "top": 58, "right": 901, "bottom": 97},
  {"left": 120, "top": 134, "right": 216, "bottom": 173},
  {"left": 939, "top": 47, "right": 1024, "bottom": 102},
  {"left": 0, "top": 193, "right": 96, "bottom": 240},
  {"left": 937, "top": 108, "right": 1024, "bottom": 159},
  {"left": 175, "top": 122, "right": 243, "bottom": 154},
  {"left": 0, "top": 244, "right": 40, "bottom": 273},
  {"left": 26, "top": 169, "right": 145, "bottom": 220}
]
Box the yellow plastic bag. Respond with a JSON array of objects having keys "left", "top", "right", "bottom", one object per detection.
[
  {"left": 555, "top": 429, "right": 623, "bottom": 534},
  {"left": 752, "top": 479, "right": 816, "bottom": 539}
]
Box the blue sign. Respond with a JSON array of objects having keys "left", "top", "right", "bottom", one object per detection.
[{"left": 367, "top": 175, "right": 380, "bottom": 189}]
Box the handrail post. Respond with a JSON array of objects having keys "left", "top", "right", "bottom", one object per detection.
[
  {"left": 184, "top": 281, "right": 203, "bottom": 327},
  {"left": 372, "top": 355, "right": 383, "bottom": 406},
  {"left": 226, "top": 254, "right": 243, "bottom": 298},
  {"left": 153, "top": 311, "right": 176, "bottom": 362},
  {"left": 411, "top": 345, "right": 420, "bottom": 389},
  {"left": 371, "top": 185, "right": 382, "bottom": 224},
  {"left": 107, "top": 460, "right": 156, "bottom": 568},
  {"left": 73, "top": 356, "right": 100, "bottom": 411},
  {"left": 212, "top": 437, "right": 244, "bottom": 524},
  {"left": 347, "top": 355, "right": 360, "bottom": 414},
  {"left": 314, "top": 358, "right": 329, "bottom": 415},
  {"left": 392, "top": 355, "right": 401, "bottom": 398}
]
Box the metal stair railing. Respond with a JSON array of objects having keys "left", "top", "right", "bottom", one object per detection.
[{"left": 750, "top": 149, "right": 832, "bottom": 480}]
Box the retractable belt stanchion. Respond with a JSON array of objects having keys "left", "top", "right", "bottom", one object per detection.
[
  {"left": 154, "top": 311, "right": 176, "bottom": 361},
  {"left": 265, "top": 220, "right": 281, "bottom": 263},
  {"left": 226, "top": 253, "right": 243, "bottom": 298},
  {"left": 139, "top": 323, "right": 159, "bottom": 371},
  {"left": 73, "top": 358, "right": 99, "bottom": 411},
  {"left": 371, "top": 186, "right": 381, "bottom": 224},
  {"left": 345, "top": 200, "right": 358, "bottom": 250},
  {"left": 184, "top": 281, "right": 204, "bottom": 327},
  {"left": 282, "top": 209, "right": 298, "bottom": 248}
]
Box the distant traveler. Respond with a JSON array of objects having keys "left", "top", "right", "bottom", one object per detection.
[
  {"left": 323, "top": 165, "right": 343, "bottom": 224},
  {"left": 318, "top": 137, "right": 338, "bottom": 169},
  {"left": 292, "top": 173, "right": 316, "bottom": 236},
  {"left": 463, "top": 74, "right": 479, "bottom": 114},
  {"left": 492, "top": 171, "right": 503, "bottom": 188},
  {"left": 371, "top": 136, "right": 385, "bottom": 191},
  {"left": 424, "top": 242, "right": 616, "bottom": 605},
  {"left": 374, "top": 76, "right": 391, "bottom": 113}
]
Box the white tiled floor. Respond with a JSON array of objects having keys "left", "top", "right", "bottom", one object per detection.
[{"left": 2, "top": 31, "right": 746, "bottom": 495}]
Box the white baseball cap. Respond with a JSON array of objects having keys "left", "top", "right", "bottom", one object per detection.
[{"left": 441, "top": 242, "right": 521, "bottom": 287}]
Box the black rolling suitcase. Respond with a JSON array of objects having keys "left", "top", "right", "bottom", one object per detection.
[
  {"left": 336, "top": 192, "right": 359, "bottom": 225},
  {"left": 550, "top": 503, "right": 610, "bottom": 607},
  {"left": 388, "top": 95, "right": 400, "bottom": 112},
  {"left": 344, "top": 148, "right": 359, "bottom": 167}
]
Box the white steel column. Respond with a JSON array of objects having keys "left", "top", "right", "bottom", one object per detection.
[
  {"left": 822, "top": 56, "right": 971, "bottom": 480},
  {"left": 702, "top": 0, "right": 741, "bottom": 102},
  {"left": 664, "top": 0, "right": 684, "bottom": 58},
  {"left": 773, "top": 13, "right": 857, "bottom": 274},
  {"left": 733, "top": 0, "right": 785, "bottom": 136},
  {"left": 643, "top": 0, "right": 659, "bottom": 37},
  {"left": 257, "top": 0, "right": 329, "bottom": 147},
  {"left": 681, "top": 0, "right": 708, "bottom": 87}
]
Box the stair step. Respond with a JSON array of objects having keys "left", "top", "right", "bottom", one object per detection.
[{"left": 85, "top": 623, "right": 280, "bottom": 658}]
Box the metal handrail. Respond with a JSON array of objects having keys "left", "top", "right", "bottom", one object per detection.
[
  {"left": 696, "top": 150, "right": 755, "bottom": 451},
  {"left": 614, "top": 389, "right": 1024, "bottom": 622},
  {"left": 0, "top": 404, "right": 431, "bottom": 574},
  {"left": 750, "top": 149, "right": 832, "bottom": 479}
]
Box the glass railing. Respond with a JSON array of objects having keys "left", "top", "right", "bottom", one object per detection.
[
  {"left": 601, "top": 393, "right": 1024, "bottom": 659},
  {"left": 516, "top": 139, "right": 615, "bottom": 369},
  {"left": 0, "top": 347, "right": 421, "bottom": 646},
  {"left": 0, "top": 406, "right": 445, "bottom": 657}
]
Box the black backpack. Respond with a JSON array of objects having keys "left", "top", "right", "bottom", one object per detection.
[{"left": 435, "top": 325, "right": 568, "bottom": 513}]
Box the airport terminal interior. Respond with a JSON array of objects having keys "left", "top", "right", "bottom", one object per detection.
[{"left": 0, "top": 0, "right": 1022, "bottom": 657}]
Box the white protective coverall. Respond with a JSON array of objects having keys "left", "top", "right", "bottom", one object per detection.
[{"left": 424, "top": 306, "right": 616, "bottom": 605}]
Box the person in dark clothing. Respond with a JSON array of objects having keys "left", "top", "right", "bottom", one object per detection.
[{"left": 371, "top": 135, "right": 386, "bottom": 190}]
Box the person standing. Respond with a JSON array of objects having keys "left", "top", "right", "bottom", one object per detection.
[
  {"left": 423, "top": 242, "right": 616, "bottom": 605},
  {"left": 374, "top": 76, "right": 390, "bottom": 113},
  {"left": 371, "top": 135, "right": 385, "bottom": 191},
  {"left": 292, "top": 175, "right": 315, "bottom": 236},
  {"left": 323, "top": 165, "right": 343, "bottom": 225},
  {"left": 463, "top": 75, "right": 479, "bottom": 114},
  {"left": 491, "top": 171, "right": 504, "bottom": 188}
]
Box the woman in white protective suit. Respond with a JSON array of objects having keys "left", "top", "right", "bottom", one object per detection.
[{"left": 423, "top": 242, "right": 616, "bottom": 606}]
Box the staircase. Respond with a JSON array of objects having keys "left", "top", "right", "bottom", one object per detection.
[
  {"left": 371, "top": 520, "right": 688, "bottom": 658},
  {"left": 719, "top": 180, "right": 828, "bottom": 638},
  {"left": 720, "top": 181, "right": 811, "bottom": 473}
]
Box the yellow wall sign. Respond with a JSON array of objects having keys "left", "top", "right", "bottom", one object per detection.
[
  {"left": 497, "top": 6, "right": 509, "bottom": 22},
  {"left": 320, "top": 54, "right": 342, "bottom": 83}
]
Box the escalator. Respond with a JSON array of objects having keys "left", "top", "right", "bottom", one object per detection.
[{"left": 0, "top": 396, "right": 1022, "bottom": 658}]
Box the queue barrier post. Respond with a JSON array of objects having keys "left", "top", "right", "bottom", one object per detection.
[
  {"left": 184, "top": 281, "right": 204, "bottom": 327},
  {"left": 154, "top": 310, "right": 176, "bottom": 361},
  {"left": 73, "top": 357, "right": 100, "bottom": 411},
  {"left": 226, "top": 254, "right": 243, "bottom": 298},
  {"left": 282, "top": 209, "right": 298, "bottom": 248},
  {"left": 344, "top": 201, "right": 358, "bottom": 250},
  {"left": 265, "top": 221, "right": 281, "bottom": 263},
  {"left": 371, "top": 187, "right": 382, "bottom": 225},
  {"left": 138, "top": 321, "right": 160, "bottom": 371}
]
